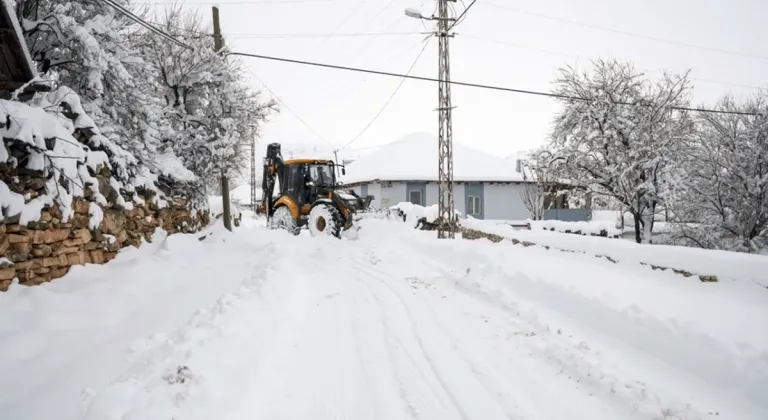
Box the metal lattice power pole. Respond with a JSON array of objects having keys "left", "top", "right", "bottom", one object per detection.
[{"left": 436, "top": 0, "right": 456, "bottom": 239}]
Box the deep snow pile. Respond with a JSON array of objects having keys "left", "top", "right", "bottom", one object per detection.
[
  {"left": 229, "top": 183, "right": 262, "bottom": 205},
  {"left": 390, "top": 202, "right": 462, "bottom": 227},
  {"left": 0, "top": 223, "right": 276, "bottom": 420},
  {"left": 1, "top": 216, "right": 766, "bottom": 420},
  {"left": 464, "top": 218, "right": 768, "bottom": 287},
  {"left": 207, "top": 195, "right": 242, "bottom": 220}
]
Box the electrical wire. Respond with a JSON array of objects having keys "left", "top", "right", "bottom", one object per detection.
[
  {"left": 225, "top": 31, "right": 425, "bottom": 39},
  {"left": 461, "top": 34, "right": 768, "bottom": 91},
  {"left": 226, "top": 51, "right": 763, "bottom": 116},
  {"left": 448, "top": 0, "right": 476, "bottom": 30},
  {"left": 243, "top": 68, "right": 334, "bottom": 148},
  {"left": 101, "top": 0, "right": 763, "bottom": 116},
  {"left": 481, "top": 1, "right": 768, "bottom": 61},
  {"left": 338, "top": 38, "right": 432, "bottom": 151},
  {"left": 102, "top": 0, "right": 191, "bottom": 49}
]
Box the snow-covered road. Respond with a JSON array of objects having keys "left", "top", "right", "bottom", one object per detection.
[{"left": 2, "top": 215, "right": 767, "bottom": 420}]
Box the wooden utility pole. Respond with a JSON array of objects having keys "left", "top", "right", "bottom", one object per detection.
[{"left": 212, "top": 6, "right": 232, "bottom": 231}]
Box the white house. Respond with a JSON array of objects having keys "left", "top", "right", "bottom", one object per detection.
[{"left": 340, "top": 132, "right": 534, "bottom": 220}]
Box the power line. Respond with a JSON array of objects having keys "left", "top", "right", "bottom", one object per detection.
[
  {"left": 226, "top": 31, "right": 425, "bottom": 39},
  {"left": 101, "top": 0, "right": 763, "bottom": 117},
  {"left": 103, "top": 0, "right": 191, "bottom": 49},
  {"left": 226, "top": 51, "right": 762, "bottom": 116},
  {"left": 339, "top": 38, "right": 432, "bottom": 151},
  {"left": 243, "top": 68, "right": 334, "bottom": 148},
  {"left": 461, "top": 34, "right": 768, "bottom": 92},
  {"left": 448, "top": 0, "right": 476, "bottom": 31},
  {"left": 481, "top": 2, "right": 768, "bottom": 61}
]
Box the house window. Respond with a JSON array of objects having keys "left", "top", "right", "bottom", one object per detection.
[
  {"left": 467, "top": 195, "right": 482, "bottom": 215},
  {"left": 409, "top": 189, "right": 423, "bottom": 206}
]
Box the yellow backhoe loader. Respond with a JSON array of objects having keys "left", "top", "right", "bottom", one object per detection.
[{"left": 260, "top": 143, "right": 371, "bottom": 237}]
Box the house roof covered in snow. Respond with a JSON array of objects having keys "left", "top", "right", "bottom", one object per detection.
[
  {"left": 340, "top": 132, "right": 529, "bottom": 184},
  {"left": 0, "top": 3, "right": 38, "bottom": 94}
]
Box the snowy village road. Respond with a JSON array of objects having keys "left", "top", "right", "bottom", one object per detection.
[{"left": 4, "top": 215, "right": 767, "bottom": 420}]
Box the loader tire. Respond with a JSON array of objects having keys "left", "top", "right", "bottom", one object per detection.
[
  {"left": 269, "top": 206, "right": 299, "bottom": 235},
  {"left": 308, "top": 203, "right": 342, "bottom": 238}
]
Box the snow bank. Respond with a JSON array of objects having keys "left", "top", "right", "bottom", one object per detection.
[
  {"left": 354, "top": 218, "right": 768, "bottom": 418},
  {"left": 0, "top": 223, "right": 281, "bottom": 420},
  {"left": 230, "top": 183, "right": 262, "bottom": 205},
  {"left": 464, "top": 218, "right": 768, "bottom": 287},
  {"left": 390, "top": 202, "right": 462, "bottom": 227},
  {"left": 207, "top": 195, "right": 242, "bottom": 220},
  {"left": 531, "top": 220, "right": 623, "bottom": 237}
]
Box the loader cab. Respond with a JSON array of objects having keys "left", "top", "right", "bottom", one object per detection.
[{"left": 279, "top": 159, "right": 338, "bottom": 206}]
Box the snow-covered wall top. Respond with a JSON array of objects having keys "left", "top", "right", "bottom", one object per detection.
[
  {"left": 340, "top": 132, "right": 529, "bottom": 184},
  {"left": 0, "top": 87, "right": 203, "bottom": 226}
]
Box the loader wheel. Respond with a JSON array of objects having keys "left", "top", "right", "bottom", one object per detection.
[
  {"left": 269, "top": 206, "right": 299, "bottom": 235},
  {"left": 308, "top": 203, "right": 342, "bottom": 238}
]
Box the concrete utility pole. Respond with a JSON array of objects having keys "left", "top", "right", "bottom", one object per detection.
[
  {"left": 212, "top": 6, "right": 232, "bottom": 231},
  {"left": 436, "top": 0, "right": 456, "bottom": 239}
]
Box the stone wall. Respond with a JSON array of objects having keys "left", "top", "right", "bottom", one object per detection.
[{"left": 0, "top": 169, "right": 209, "bottom": 291}]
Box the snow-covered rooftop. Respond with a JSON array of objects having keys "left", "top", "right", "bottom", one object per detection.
[{"left": 341, "top": 132, "right": 529, "bottom": 184}]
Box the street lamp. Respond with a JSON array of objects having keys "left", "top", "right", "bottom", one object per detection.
[{"left": 404, "top": 7, "right": 425, "bottom": 19}]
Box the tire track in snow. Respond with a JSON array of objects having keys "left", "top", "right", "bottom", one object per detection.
[
  {"left": 348, "top": 304, "right": 381, "bottom": 420},
  {"left": 413, "top": 251, "right": 715, "bottom": 420},
  {"left": 346, "top": 252, "right": 492, "bottom": 420},
  {"left": 363, "top": 288, "right": 422, "bottom": 419},
  {"left": 344, "top": 257, "right": 445, "bottom": 419},
  {"left": 419, "top": 299, "right": 522, "bottom": 420},
  {"left": 349, "top": 235, "right": 703, "bottom": 420},
  {"left": 348, "top": 252, "right": 554, "bottom": 420}
]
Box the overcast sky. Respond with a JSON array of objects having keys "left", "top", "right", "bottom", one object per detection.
[{"left": 148, "top": 0, "right": 768, "bottom": 159}]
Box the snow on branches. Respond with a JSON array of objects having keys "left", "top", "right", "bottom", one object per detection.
[
  {"left": 12, "top": 0, "right": 276, "bottom": 200},
  {"left": 546, "top": 59, "right": 694, "bottom": 244},
  {"left": 669, "top": 94, "right": 768, "bottom": 253},
  {"left": 138, "top": 7, "right": 277, "bottom": 190},
  {"left": 518, "top": 148, "right": 560, "bottom": 221}
]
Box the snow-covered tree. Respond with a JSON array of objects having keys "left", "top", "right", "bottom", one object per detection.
[
  {"left": 139, "top": 7, "right": 276, "bottom": 189},
  {"left": 519, "top": 148, "right": 558, "bottom": 220},
  {"left": 15, "top": 0, "right": 276, "bottom": 198},
  {"left": 669, "top": 93, "right": 768, "bottom": 253},
  {"left": 16, "top": 0, "right": 161, "bottom": 155},
  {"left": 546, "top": 59, "right": 695, "bottom": 243}
]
